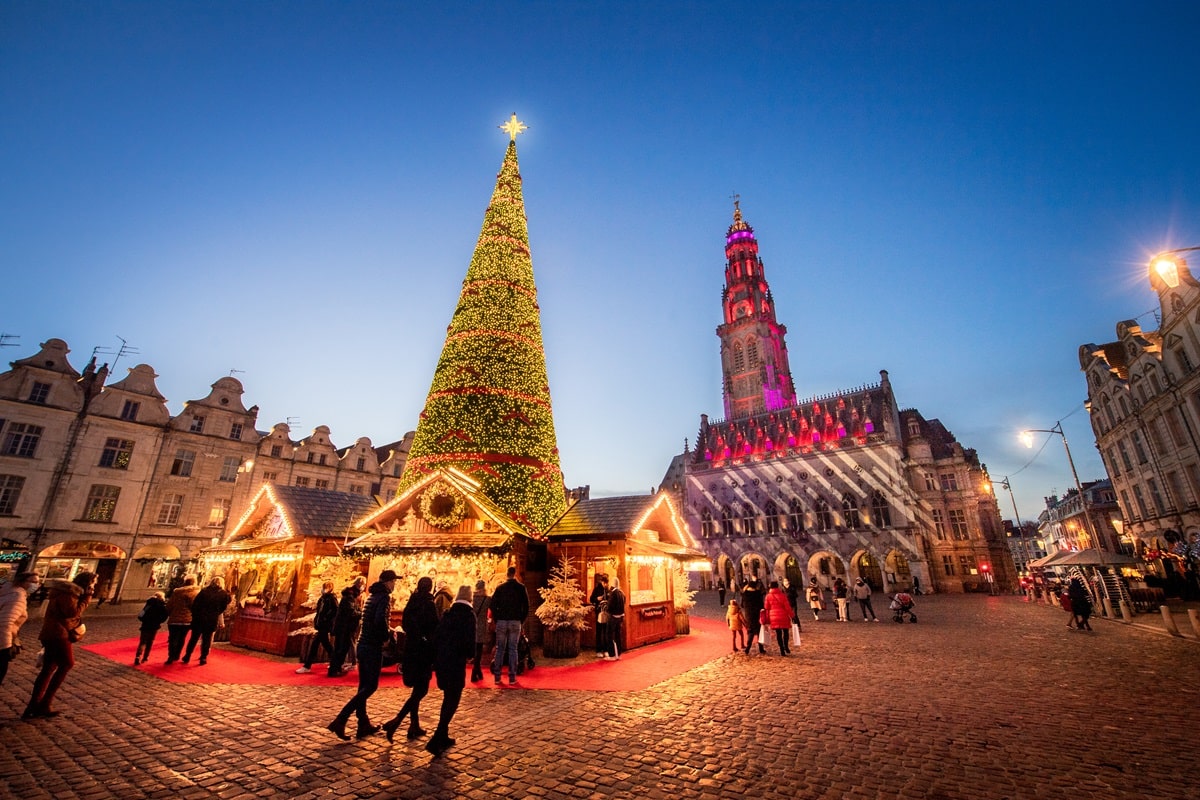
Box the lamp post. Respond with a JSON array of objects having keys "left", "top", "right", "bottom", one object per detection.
[
  {"left": 988, "top": 476, "right": 1030, "bottom": 592},
  {"left": 1020, "top": 422, "right": 1106, "bottom": 568},
  {"left": 1149, "top": 246, "right": 1200, "bottom": 288}
]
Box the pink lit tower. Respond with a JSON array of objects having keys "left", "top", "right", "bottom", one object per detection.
[{"left": 717, "top": 199, "right": 798, "bottom": 419}]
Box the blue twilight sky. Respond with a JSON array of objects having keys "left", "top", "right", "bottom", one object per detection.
[{"left": 3, "top": 2, "right": 1199, "bottom": 519}]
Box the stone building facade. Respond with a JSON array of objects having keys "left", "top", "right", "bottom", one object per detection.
[
  {"left": 662, "top": 207, "right": 1016, "bottom": 595},
  {"left": 0, "top": 338, "right": 411, "bottom": 599}
]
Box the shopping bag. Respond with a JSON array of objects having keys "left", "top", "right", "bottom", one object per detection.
[
  {"left": 790, "top": 622, "right": 801, "bottom": 646},
  {"left": 757, "top": 625, "right": 768, "bottom": 646}
]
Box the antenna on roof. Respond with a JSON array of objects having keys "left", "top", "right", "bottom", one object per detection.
[
  {"left": 286, "top": 416, "right": 301, "bottom": 429},
  {"left": 111, "top": 335, "right": 140, "bottom": 372},
  {"left": 229, "top": 368, "right": 245, "bottom": 377},
  {"left": 0, "top": 333, "right": 18, "bottom": 349}
]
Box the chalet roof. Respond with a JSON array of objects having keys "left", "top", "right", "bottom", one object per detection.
[
  {"left": 549, "top": 496, "right": 655, "bottom": 536},
  {"left": 224, "top": 485, "right": 379, "bottom": 545}
]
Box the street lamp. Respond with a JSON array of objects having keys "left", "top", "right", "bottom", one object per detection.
[
  {"left": 988, "top": 476, "right": 1031, "bottom": 582},
  {"left": 1150, "top": 246, "right": 1200, "bottom": 288},
  {"left": 1020, "top": 422, "right": 1107, "bottom": 569}
]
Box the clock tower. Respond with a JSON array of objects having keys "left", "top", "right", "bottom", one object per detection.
[{"left": 716, "top": 201, "right": 797, "bottom": 419}]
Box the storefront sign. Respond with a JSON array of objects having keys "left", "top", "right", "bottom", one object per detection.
[{"left": 639, "top": 605, "right": 668, "bottom": 619}]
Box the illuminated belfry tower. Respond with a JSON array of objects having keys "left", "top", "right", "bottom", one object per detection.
[
  {"left": 716, "top": 200, "right": 797, "bottom": 419},
  {"left": 396, "top": 115, "right": 567, "bottom": 536}
]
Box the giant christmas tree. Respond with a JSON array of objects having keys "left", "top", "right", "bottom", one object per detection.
[{"left": 397, "top": 116, "right": 567, "bottom": 536}]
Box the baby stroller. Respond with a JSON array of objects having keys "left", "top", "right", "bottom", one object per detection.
[{"left": 890, "top": 592, "right": 917, "bottom": 623}]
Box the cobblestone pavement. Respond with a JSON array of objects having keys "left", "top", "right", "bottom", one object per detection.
[{"left": 1, "top": 593, "right": 1197, "bottom": 800}]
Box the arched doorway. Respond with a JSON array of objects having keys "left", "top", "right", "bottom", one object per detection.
[
  {"left": 36, "top": 540, "right": 127, "bottom": 600},
  {"left": 806, "top": 551, "right": 845, "bottom": 589},
  {"left": 777, "top": 552, "right": 805, "bottom": 588},
  {"left": 738, "top": 552, "right": 767, "bottom": 587},
  {"left": 855, "top": 551, "right": 884, "bottom": 590},
  {"left": 885, "top": 549, "right": 914, "bottom": 591}
]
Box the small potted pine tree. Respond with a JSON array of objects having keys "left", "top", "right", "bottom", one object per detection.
[
  {"left": 535, "top": 556, "right": 589, "bottom": 658},
  {"left": 673, "top": 569, "right": 697, "bottom": 635}
]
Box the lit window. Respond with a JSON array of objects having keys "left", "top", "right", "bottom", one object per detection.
[
  {"left": 99, "top": 438, "right": 134, "bottom": 469},
  {"left": 208, "top": 498, "right": 231, "bottom": 527},
  {"left": 219, "top": 456, "right": 239, "bottom": 482},
  {"left": 83, "top": 485, "right": 120, "bottom": 522}
]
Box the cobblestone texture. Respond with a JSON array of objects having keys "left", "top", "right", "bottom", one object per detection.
[{"left": 2, "top": 594, "right": 1197, "bottom": 799}]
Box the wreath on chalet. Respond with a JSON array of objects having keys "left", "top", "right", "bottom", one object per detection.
[{"left": 419, "top": 481, "right": 467, "bottom": 529}]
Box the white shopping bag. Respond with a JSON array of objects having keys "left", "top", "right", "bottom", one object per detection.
[
  {"left": 757, "top": 625, "right": 768, "bottom": 646},
  {"left": 790, "top": 622, "right": 802, "bottom": 647}
]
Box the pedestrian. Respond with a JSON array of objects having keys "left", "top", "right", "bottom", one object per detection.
[
  {"left": 427, "top": 584, "right": 475, "bottom": 757},
  {"left": 296, "top": 581, "right": 338, "bottom": 674},
  {"left": 344, "top": 575, "right": 367, "bottom": 671},
  {"left": 23, "top": 571, "right": 95, "bottom": 719},
  {"left": 183, "top": 577, "right": 232, "bottom": 665},
  {"left": 163, "top": 576, "right": 198, "bottom": 663},
  {"left": 806, "top": 582, "right": 823, "bottom": 621},
  {"left": 912, "top": 575, "right": 922, "bottom": 596},
  {"left": 717, "top": 578, "right": 726, "bottom": 606},
  {"left": 763, "top": 580, "right": 795, "bottom": 655},
  {"left": 833, "top": 578, "right": 850, "bottom": 622},
  {"left": 784, "top": 578, "right": 800, "bottom": 620},
  {"left": 1068, "top": 577, "right": 1093, "bottom": 632},
  {"left": 470, "top": 579, "right": 490, "bottom": 682},
  {"left": 853, "top": 578, "right": 879, "bottom": 622},
  {"left": 383, "top": 576, "right": 438, "bottom": 742},
  {"left": 1057, "top": 583, "right": 1076, "bottom": 629},
  {"left": 604, "top": 576, "right": 626, "bottom": 661},
  {"left": 490, "top": 566, "right": 529, "bottom": 684},
  {"left": 726, "top": 598, "right": 747, "bottom": 653},
  {"left": 433, "top": 581, "right": 454, "bottom": 619},
  {"left": 328, "top": 569, "right": 396, "bottom": 741},
  {"left": 0, "top": 572, "right": 40, "bottom": 684},
  {"left": 133, "top": 591, "right": 169, "bottom": 665},
  {"left": 590, "top": 574, "right": 609, "bottom": 658},
  {"left": 327, "top": 583, "right": 362, "bottom": 677},
  {"left": 741, "top": 574, "right": 766, "bottom": 653}
]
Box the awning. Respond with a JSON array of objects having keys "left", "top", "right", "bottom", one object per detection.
[
  {"left": 1055, "top": 549, "right": 1141, "bottom": 567},
  {"left": 1027, "top": 551, "right": 1075, "bottom": 569},
  {"left": 133, "top": 543, "right": 181, "bottom": 560}
]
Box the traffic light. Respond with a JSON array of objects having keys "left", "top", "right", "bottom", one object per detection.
[{"left": 980, "top": 563, "right": 990, "bottom": 572}]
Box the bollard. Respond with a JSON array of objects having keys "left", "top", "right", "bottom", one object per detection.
[
  {"left": 1189, "top": 609, "right": 1200, "bottom": 639},
  {"left": 1102, "top": 596, "right": 1114, "bottom": 619},
  {"left": 1160, "top": 605, "right": 1182, "bottom": 637},
  {"left": 1119, "top": 599, "right": 1133, "bottom": 623}
]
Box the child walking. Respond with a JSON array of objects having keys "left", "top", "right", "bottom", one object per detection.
[
  {"left": 726, "top": 599, "right": 748, "bottom": 653},
  {"left": 134, "top": 591, "right": 169, "bottom": 665}
]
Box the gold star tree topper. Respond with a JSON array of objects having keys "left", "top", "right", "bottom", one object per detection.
[{"left": 499, "top": 113, "right": 528, "bottom": 141}]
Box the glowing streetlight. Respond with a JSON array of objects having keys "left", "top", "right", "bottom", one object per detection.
[{"left": 1150, "top": 246, "right": 1200, "bottom": 289}]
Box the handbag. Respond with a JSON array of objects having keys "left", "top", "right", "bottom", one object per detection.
[
  {"left": 598, "top": 609, "right": 611, "bottom": 624},
  {"left": 68, "top": 622, "right": 86, "bottom": 643}
]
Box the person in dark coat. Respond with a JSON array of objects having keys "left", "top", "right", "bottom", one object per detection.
[
  {"left": 297, "top": 581, "right": 337, "bottom": 674},
  {"left": 383, "top": 576, "right": 438, "bottom": 742},
  {"left": 134, "top": 591, "right": 169, "bottom": 665},
  {"left": 183, "top": 577, "right": 232, "bottom": 665},
  {"left": 1067, "top": 577, "right": 1094, "bottom": 631},
  {"left": 740, "top": 575, "right": 766, "bottom": 654},
  {"left": 427, "top": 585, "right": 476, "bottom": 757},
  {"left": 24, "top": 571, "right": 94, "bottom": 719},
  {"left": 470, "top": 579, "right": 490, "bottom": 682},
  {"left": 328, "top": 570, "right": 396, "bottom": 740},
  {"left": 164, "top": 576, "right": 198, "bottom": 664},
  {"left": 327, "top": 584, "right": 362, "bottom": 677},
  {"left": 604, "top": 577, "right": 626, "bottom": 660},
  {"left": 490, "top": 566, "right": 529, "bottom": 684},
  {"left": 589, "top": 574, "right": 609, "bottom": 658}
]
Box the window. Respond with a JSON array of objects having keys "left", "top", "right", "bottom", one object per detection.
[
  {"left": 948, "top": 508, "right": 969, "bottom": 540},
  {"left": 295, "top": 476, "right": 310, "bottom": 487},
  {"left": 814, "top": 499, "right": 832, "bottom": 532},
  {"left": 270, "top": 444, "right": 283, "bottom": 458},
  {"left": 939, "top": 473, "right": 959, "bottom": 492},
  {"left": 740, "top": 502, "right": 756, "bottom": 535},
  {"left": 1106, "top": 448, "right": 1120, "bottom": 478},
  {"left": 1132, "top": 485, "right": 1150, "bottom": 518},
  {"left": 700, "top": 509, "right": 715, "bottom": 538},
  {"left": 28, "top": 382, "right": 50, "bottom": 404},
  {"left": 1118, "top": 440, "right": 1133, "bottom": 472},
  {"left": 1168, "top": 409, "right": 1189, "bottom": 447},
  {"left": 763, "top": 500, "right": 780, "bottom": 535},
  {"left": 1177, "top": 348, "right": 1194, "bottom": 374},
  {"left": 924, "top": 473, "right": 936, "bottom": 491},
  {"left": 318, "top": 454, "right": 327, "bottom": 466},
  {"left": 788, "top": 498, "right": 804, "bottom": 534},
  {"left": 170, "top": 449, "right": 195, "bottom": 477},
  {"left": 219, "top": 456, "right": 240, "bottom": 482},
  {"left": 349, "top": 484, "right": 365, "bottom": 495},
  {"left": 356, "top": 457, "right": 366, "bottom": 471},
  {"left": 99, "top": 438, "right": 134, "bottom": 469},
  {"left": 0, "top": 475, "right": 25, "bottom": 515},
  {"left": 942, "top": 555, "right": 956, "bottom": 576},
  {"left": 931, "top": 509, "right": 946, "bottom": 540},
  {"left": 1147, "top": 477, "right": 1166, "bottom": 515},
  {"left": 2, "top": 423, "right": 43, "bottom": 458},
  {"left": 157, "top": 493, "right": 184, "bottom": 525},
  {"left": 229, "top": 423, "right": 243, "bottom": 441},
  {"left": 262, "top": 471, "right": 278, "bottom": 482},
  {"left": 747, "top": 341, "right": 759, "bottom": 367},
  {"left": 83, "top": 485, "right": 120, "bottom": 522},
  {"left": 208, "top": 498, "right": 231, "bottom": 527},
  {"left": 732, "top": 343, "right": 745, "bottom": 372},
  {"left": 189, "top": 415, "right": 206, "bottom": 433},
  {"left": 958, "top": 554, "right": 977, "bottom": 574},
  {"left": 120, "top": 400, "right": 140, "bottom": 421},
  {"left": 871, "top": 491, "right": 891, "bottom": 528},
  {"left": 1132, "top": 431, "right": 1148, "bottom": 464},
  {"left": 306, "top": 453, "right": 315, "bottom": 464},
  {"left": 315, "top": 479, "right": 330, "bottom": 490},
  {"left": 720, "top": 505, "right": 735, "bottom": 537},
  {"left": 1167, "top": 471, "right": 1187, "bottom": 512},
  {"left": 842, "top": 494, "right": 860, "bottom": 528}
]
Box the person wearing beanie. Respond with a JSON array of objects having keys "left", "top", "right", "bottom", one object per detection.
[
  {"left": 382, "top": 576, "right": 438, "bottom": 743},
  {"left": 328, "top": 570, "right": 396, "bottom": 741},
  {"left": 426, "top": 585, "right": 476, "bottom": 757},
  {"left": 470, "top": 579, "right": 490, "bottom": 682}
]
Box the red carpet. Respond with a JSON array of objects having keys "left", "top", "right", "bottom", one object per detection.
[{"left": 82, "top": 616, "right": 728, "bottom": 692}]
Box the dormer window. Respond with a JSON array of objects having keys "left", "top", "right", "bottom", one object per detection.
[
  {"left": 28, "top": 382, "right": 50, "bottom": 404},
  {"left": 189, "top": 415, "right": 205, "bottom": 433}
]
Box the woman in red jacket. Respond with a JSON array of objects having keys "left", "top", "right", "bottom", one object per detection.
[
  {"left": 24, "top": 571, "right": 95, "bottom": 719},
  {"left": 763, "top": 580, "right": 796, "bottom": 656}
]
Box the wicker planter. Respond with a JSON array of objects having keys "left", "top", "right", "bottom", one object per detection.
[
  {"left": 541, "top": 625, "right": 581, "bottom": 658},
  {"left": 674, "top": 610, "right": 690, "bottom": 635}
]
